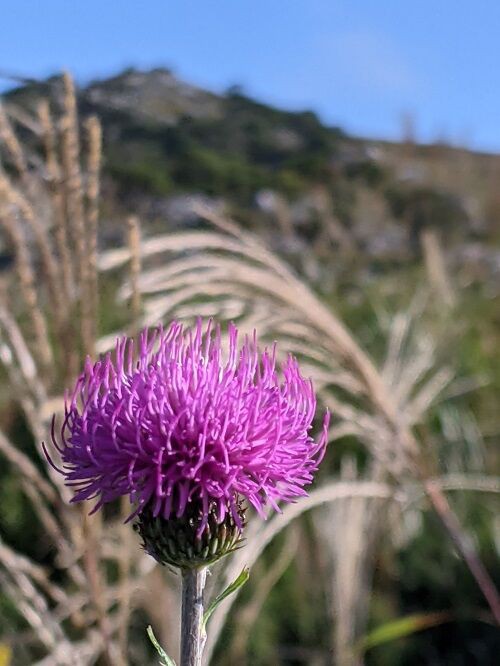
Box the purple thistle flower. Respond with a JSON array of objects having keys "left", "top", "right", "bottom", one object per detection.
[{"left": 45, "top": 320, "right": 329, "bottom": 533}]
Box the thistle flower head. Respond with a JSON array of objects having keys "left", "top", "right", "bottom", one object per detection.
[{"left": 46, "top": 320, "right": 329, "bottom": 537}]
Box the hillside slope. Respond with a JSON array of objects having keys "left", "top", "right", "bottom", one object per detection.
[{"left": 2, "top": 68, "right": 500, "bottom": 279}]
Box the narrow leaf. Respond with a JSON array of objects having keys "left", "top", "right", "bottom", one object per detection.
[
  {"left": 357, "top": 611, "right": 452, "bottom": 653},
  {"left": 203, "top": 567, "right": 250, "bottom": 629},
  {"left": 147, "top": 625, "right": 177, "bottom": 666}
]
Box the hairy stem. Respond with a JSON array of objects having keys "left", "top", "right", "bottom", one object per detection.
[{"left": 181, "top": 567, "right": 207, "bottom": 666}]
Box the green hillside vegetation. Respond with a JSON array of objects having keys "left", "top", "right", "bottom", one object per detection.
[{"left": 0, "top": 69, "right": 499, "bottom": 665}]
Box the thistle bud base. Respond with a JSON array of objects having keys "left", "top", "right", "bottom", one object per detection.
[{"left": 135, "top": 500, "right": 245, "bottom": 569}]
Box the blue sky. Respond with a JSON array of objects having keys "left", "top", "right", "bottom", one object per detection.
[{"left": 1, "top": 1, "right": 499, "bottom": 151}]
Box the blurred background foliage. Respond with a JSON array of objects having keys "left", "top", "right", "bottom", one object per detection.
[{"left": 0, "top": 69, "right": 498, "bottom": 665}]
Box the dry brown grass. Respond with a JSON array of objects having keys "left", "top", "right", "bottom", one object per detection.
[{"left": 0, "top": 75, "right": 498, "bottom": 665}]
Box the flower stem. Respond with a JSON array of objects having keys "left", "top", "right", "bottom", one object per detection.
[{"left": 181, "top": 567, "right": 207, "bottom": 666}]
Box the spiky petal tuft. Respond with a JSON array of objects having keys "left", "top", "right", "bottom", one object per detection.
[{"left": 46, "top": 320, "right": 329, "bottom": 534}]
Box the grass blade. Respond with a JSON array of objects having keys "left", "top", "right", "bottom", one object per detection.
[{"left": 357, "top": 611, "right": 452, "bottom": 653}]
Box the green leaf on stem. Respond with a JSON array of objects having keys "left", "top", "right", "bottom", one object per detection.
[
  {"left": 147, "top": 625, "right": 177, "bottom": 666},
  {"left": 203, "top": 566, "right": 250, "bottom": 630}
]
